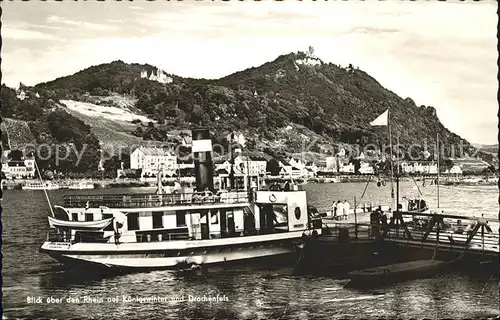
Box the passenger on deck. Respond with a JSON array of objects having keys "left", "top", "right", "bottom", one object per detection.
[
  {"left": 284, "top": 181, "right": 291, "bottom": 191},
  {"left": 269, "top": 182, "right": 282, "bottom": 191},
  {"left": 163, "top": 184, "right": 172, "bottom": 194},
  {"left": 114, "top": 221, "right": 122, "bottom": 245},
  {"left": 201, "top": 188, "right": 214, "bottom": 202},
  {"left": 415, "top": 198, "right": 421, "bottom": 211},
  {"left": 420, "top": 199, "right": 428, "bottom": 211},
  {"left": 408, "top": 199, "right": 414, "bottom": 211},
  {"left": 173, "top": 181, "right": 182, "bottom": 194}
]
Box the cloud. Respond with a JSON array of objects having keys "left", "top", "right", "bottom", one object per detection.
[
  {"left": 2, "top": 26, "right": 59, "bottom": 41},
  {"left": 46, "top": 15, "right": 120, "bottom": 31}
]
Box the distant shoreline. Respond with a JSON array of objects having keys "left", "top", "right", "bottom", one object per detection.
[{"left": 1, "top": 175, "right": 496, "bottom": 190}]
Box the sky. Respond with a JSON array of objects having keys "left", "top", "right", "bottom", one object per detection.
[{"left": 1, "top": 1, "right": 498, "bottom": 144}]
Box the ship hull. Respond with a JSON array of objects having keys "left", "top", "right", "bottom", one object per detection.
[{"left": 40, "top": 231, "right": 313, "bottom": 270}]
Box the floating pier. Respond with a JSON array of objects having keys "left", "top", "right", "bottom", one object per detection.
[{"left": 299, "top": 210, "right": 499, "bottom": 276}]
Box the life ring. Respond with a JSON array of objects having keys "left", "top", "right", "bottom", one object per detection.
[{"left": 269, "top": 194, "right": 277, "bottom": 203}]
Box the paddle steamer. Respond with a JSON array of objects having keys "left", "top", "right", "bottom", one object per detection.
[
  {"left": 23, "top": 181, "right": 60, "bottom": 190},
  {"left": 39, "top": 129, "right": 322, "bottom": 270}
]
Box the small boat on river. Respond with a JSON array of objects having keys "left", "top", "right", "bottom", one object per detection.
[
  {"left": 48, "top": 215, "right": 114, "bottom": 230},
  {"left": 348, "top": 259, "right": 447, "bottom": 287}
]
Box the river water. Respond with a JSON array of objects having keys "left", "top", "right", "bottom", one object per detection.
[{"left": 2, "top": 182, "right": 499, "bottom": 319}]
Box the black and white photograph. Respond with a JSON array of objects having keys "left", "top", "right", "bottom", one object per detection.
[{"left": 1, "top": 1, "right": 498, "bottom": 319}]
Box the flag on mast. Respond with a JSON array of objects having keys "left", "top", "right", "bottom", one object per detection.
[
  {"left": 371, "top": 108, "right": 395, "bottom": 202},
  {"left": 370, "top": 109, "right": 389, "bottom": 126}
]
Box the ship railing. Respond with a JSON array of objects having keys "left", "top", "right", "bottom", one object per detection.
[
  {"left": 45, "top": 230, "right": 191, "bottom": 243},
  {"left": 384, "top": 226, "right": 499, "bottom": 253},
  {"left": 45, "top": 231, "right": 109, "bottom": 243},
  {"left": 322, "top": 222, "right": 376, "bottom": 241},
  {"left": 45, "top": 226, "right": 287, "bottom": 244},
  {"left": 62, "top": 191, "right": 249, "bottom": 208},
  {"left": 45, "top": 231, "right": 234, "bottom": 244},
  {"left": 322, "top": 220, "right": 498, "bottom": 249},
  {"left": 376, "top": 212, "right": 499, "bottom": 255}
]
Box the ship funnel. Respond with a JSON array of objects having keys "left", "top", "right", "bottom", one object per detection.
[{"left": 191, "top": 128, "right": 214, "bottom": 192}]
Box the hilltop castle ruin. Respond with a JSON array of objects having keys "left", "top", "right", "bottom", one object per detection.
[{"left": 140, "top": 68, "right": 173, "bottom": 84}]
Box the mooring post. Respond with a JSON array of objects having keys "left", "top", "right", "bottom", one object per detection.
[
  {"left": 395, "top": 211, "right": 399, "bottom": 238},
  {"left": 481, "top": 224, "right": 485, "bottom": 255},
  {"left": 435, "top": 214, "right": 440, "bottom": 258},
  {"left": 354, "top": 196, "right": 358, "bottom": 239}
]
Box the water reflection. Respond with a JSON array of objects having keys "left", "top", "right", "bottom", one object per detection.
[{"left": 39, "top": 267, "right": 126, "bottom": 289}]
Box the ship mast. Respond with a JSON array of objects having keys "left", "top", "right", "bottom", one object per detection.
[
  {"left": 34, "top": 160, "right": 55, "bottom": 217},
  {"left": 246, "top": 147, "right": 251, "bottom": 192},
  {"left": 436, "top": 132, "right": 440, "bottom": 208},
  {"left": 388, "top": 108, "right": 397, "bottom": 212},
  {"left": 229, "top": 133, "right": 235, "bottom": 190}
]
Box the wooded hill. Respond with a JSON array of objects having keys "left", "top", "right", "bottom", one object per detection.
[{"left": 1, "top": 50, "right": 492, "bottom": 174}]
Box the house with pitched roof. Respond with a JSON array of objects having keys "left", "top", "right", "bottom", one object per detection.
[
  {"left": 278, "top": 159, "right": 305, "bottom": 178},
  {"left": 130, "top": 147, "right": 177, "bottom": 176},
  {"left": 325, "top": 156, "right": 338, "bottom": 172},
  {"left": 339, "top": 163, "right": 355, "bottom": 174},
  {"left": 214, "top": 155, "right": 267, "bottom": 190},
  {"left": 444, "top": 165, "right": 463, "bottom": 175},
  {"left": 1, "top": 151, "right": 35, "bottom": 179},
  {"left": 359, "top": 162, "right": 374, "bottom": 174}
]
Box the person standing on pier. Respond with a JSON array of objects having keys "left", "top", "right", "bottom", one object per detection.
[
  {"left": 343, "top": 200, "right": 350, "bottom": 220},
  {"left": 331, "top": 201, "right": 338, "bottom": 219},
  {"left": 336, "top": 200, "right": 343, "bottom": 220}
]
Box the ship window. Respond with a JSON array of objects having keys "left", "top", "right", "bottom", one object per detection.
[
  {"left": 127, "top": 213, "right": 139, "bottom": 231},
  {"left": 272, "top": 204, "right": 288, "bottom": 230},
  {"left": 85, "top": 213, "right": 94, "bottom": 222},
  {"left": 153, "top": 212, "right": 164, "bottom": 229},
  {"left": 176, "top": 211, "right": 186, "bottom": 227},
  {"left": 72, "top": 213, "right": 78, "bottom": 221},
  {"left": 210, "top": 210, "right": 218, "bottom": 224}
]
